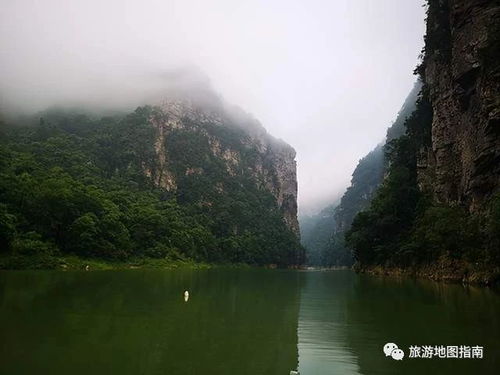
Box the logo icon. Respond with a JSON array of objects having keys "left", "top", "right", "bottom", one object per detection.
[{"left": 383, "top": 343, "right": 404, "bottom": 360}]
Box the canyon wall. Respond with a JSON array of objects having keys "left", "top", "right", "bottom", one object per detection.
[{"left": 419, "top": 0, "right": 500, "bottom": 210}]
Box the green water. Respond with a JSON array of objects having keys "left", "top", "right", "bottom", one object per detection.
[{"left": 0, "top": 269, "right": 499, "bottom": 374}]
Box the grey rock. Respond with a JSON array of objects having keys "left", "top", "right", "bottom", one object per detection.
[{"left": 420, "top": 0, "right": 500, "bottom": 210}]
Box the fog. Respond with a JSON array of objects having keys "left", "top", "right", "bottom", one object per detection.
[{"left": 0, "top": 0, "right": 425, "bottom": 214}]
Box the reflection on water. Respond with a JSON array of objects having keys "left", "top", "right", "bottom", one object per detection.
[
  {"left": 298, "top": 270, "right": 360, "bottom": 374},
  {"left": 297, "top": 270, "right": 500, "bottom": 375},
  {"left": 1, "top": 269, "right": 499, "bottom": 375},
  {"left": 0, "top": 269, "right": 300, "bottom": 375}
]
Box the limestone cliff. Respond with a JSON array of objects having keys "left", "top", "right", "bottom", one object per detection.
[
  {"left": 144, "top": 97, "right": 300, "bottom": 237},
  {"left": 418, "top": 0, "right": 500, "bottom": 210},
  {"left": 344, "top": 0, "right": 500, "bottom": 282}
]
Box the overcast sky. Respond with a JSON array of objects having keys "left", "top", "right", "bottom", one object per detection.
[{"left": 0, "top": 0, "right": 426, "bottom": 214}]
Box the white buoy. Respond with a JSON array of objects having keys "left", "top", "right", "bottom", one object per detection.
[
  {"left": 85, "top": 265, "right": 89, "bottom": 271},
  {"left": 184, "top": 290, "right": 189, "bottom": 302}
]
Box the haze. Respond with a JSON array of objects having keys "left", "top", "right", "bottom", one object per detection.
[{"left": 0, "top": 0, "right": 425, "bottom": 214}]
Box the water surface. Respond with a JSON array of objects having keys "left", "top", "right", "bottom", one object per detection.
[{"left": 0, "top": 269, "right": 498, "bottom": 374}]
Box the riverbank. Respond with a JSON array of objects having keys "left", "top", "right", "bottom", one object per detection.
[
  {"left": 354, "top": 257, "right": 500, "bottom": 286},
  {"left": 0, "top": 254, "right": 213, "bottom": 271},
  {"left": 300, "top": 266, "right": 351, "bottom": 271},
  {"left": 5, "top": 253, "right": 498, "bottom": 287}
]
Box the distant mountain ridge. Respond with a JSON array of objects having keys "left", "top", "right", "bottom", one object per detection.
[{"left": 300, "top": 82, "right": 421, "bottom": 266}]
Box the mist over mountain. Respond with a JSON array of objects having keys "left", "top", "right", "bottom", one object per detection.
[
  {"left": 300, "top": 82, "right": 421, "bottom": 266},
  {"left": 1, "top": 4, "right": 500, "bottom": 375},
  {"left": 0, "top": 74, "right": 304, "bottom": 267},
  {"left": 0, "top": 0, "right": 426, "bottom": 212}
]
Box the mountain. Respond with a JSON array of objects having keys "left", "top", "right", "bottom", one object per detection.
[
  {"left": 346, "top": 0, "right": 500, "bottom": 284},
  {"left": 335, "top": 81, "right": 421, "bottom": 233},
  {"left": 333, "top": 144, "right": 385, "bottom": 234},
  {"left": 0, "top": 93, "right": 303, "bottom": 268},
  {"left": 416, "top": 0, "right": 500, "bottom": 210},
  {"left": 149, "top": 98, "right": 300, "bottom": 236},
  {"left": 300, "top": 82, "right": 421, "bottom": 267},
  {"left": 299, "top": 203, "right": 337, "bottom": 266}
]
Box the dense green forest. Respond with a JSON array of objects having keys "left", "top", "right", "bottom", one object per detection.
[
  {"left": 0, "top": 107, "right": 303, "bottom": 269},
  {"left": 346, "top": 89, "right": 500, "bottom": 273}
]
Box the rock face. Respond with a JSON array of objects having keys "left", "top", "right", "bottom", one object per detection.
[
  {"left": 419, "top": 0, "right": 500, "bottom": 210},
  {"left": 146, "top": 97, "right": 300, "bottom": 237}
]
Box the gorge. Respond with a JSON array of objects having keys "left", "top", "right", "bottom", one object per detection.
[
  {"left": 2, "top": 1, "right": 500, "bottom": 374},
  {"left": 1, "top": 0, "right": 500, "bottom": 283}
]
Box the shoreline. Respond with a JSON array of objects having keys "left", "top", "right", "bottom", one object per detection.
[
  {"left": 3, "top": 254, "right": 499, "bottom": 287},
  {"left": 0, "top": 255, "right": 213, "bottom": 271},
  {"left": 0, "top": 255, "right": 289, "bottom": 272},
  {"left": 354, "top": 258, "right": 500, "bottom": 286}
]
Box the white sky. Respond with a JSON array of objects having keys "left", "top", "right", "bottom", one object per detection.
[{"left": 0, "top": 0, "right": 426, "bottom": 214}]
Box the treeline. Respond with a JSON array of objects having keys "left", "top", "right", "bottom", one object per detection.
[{"left": 0, "top": 106, "right": 303, "bottom": 268}]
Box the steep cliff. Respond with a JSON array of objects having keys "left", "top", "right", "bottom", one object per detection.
[
  {"left": 145, "top": 98, "right": 300, "bottom": 237},
  {"left": 346, "top": 0, "right": 500, "bottom": 283},
  {"left": 418, "top": 0, "right": 500, "bottom": 210}
]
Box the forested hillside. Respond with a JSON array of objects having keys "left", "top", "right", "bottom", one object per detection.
[
  {"left": 0, "top": 103, "right": 303, "bottom": 269},
  {"left": 346, "top": 0, "right": 500, "bottom": 283},
  {"left": 301, "top": 82, "right": 420, "bottom": 267},
  {"left": 300, "top": 203, "right": 352, "bottom": 267}
]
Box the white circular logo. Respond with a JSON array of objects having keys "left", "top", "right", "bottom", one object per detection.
[{"left": 383, "top": 343, "right": 404, "bottom": 360}]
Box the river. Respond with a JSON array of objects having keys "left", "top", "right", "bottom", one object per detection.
[{"left": 0, "top": 269, "right": 499, "bottom": 374}]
